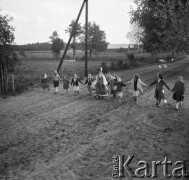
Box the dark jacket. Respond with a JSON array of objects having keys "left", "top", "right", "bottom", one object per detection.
[
  {"left": 150, "top": 79, "right": 170, "bottom": 100},
  {"left": 84, "top": 78, "right": 93, "bottom": 86},
  {"left": 71, "top": 78, "right": 83, "bottom": 86},
  {"left": 116, "top": 82, "right": 126, "bottom": 92},
  {"left": 63, "top": 78, "right": 70, "bottom": 89},
  {"left": 172, "top": 81, "right": 185, "bottom": 102}
]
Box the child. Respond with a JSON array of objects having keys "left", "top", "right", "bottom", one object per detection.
[
  {"left": 108, "top": 74, "right": 118, "bottom": 98},
  {"left": 127, "top": 73, "right": 148, "bottom": 104},
  {"left": 112, "top": 74, "right": 118, "bottom": 97},
  {"left": 116, "top": 77, "right": 126, "bottom": 102},
  {"left": 84, "top": 74, "right": 94, "bottom": 96},
  {"left": 41, "top": 73, "right": 50, "bottom": 91},
  {"left": 171, "top": 76, "right": 185, "bottom": 110},
  {"left": 149, "top": 73, "right": 170, "bottom": 107},
  {"left": 71, "top": 74, "right": 83, "bottom": 95},
  {"left": 62, "top": 75, "right": 70, "bottom": 94},
  {"left": 53, "top": 70, "right": 61, "bottom": 94},
  {"left": 91, "top": 77, "right": 97, "bottom": 93}
]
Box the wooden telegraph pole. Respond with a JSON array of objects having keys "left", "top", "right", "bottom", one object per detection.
[
  {"left": 85, "top": 0, "right": 88, "bottom": 77},
  {"left": 57, "top": 0, "right": 86, "bottom": 72},
  {"left": 57, "top": 0, "right": 89, "bottom": 77}
]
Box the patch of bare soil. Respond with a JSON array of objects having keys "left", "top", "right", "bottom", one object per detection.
[{"left": 0, "top": 61, "right": 189, "bottom": 180}]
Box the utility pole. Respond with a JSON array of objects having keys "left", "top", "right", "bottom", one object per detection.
[
  {"left": 57, "top": 0, "right": 86, "bottom": 72},
  {"left": 85, "top": 0, "right": 88, "bottom": 77}
]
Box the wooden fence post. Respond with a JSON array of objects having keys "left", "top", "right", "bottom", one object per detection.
[
  {"left": 12, "top": 75, "right": 15, "bottom": 92},
  {"left": 1, "top": 66, "right": 4, "bottom": 93},
  {"left": 5, "top": 67, "right": 8, "bottom": 93}
]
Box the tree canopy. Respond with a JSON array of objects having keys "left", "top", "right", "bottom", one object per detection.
[
  {"left": 49, "top": 31, "right": 64, "bottom": 59},
  {"left": 65, "top": 19, "right": 83, "bottom": 59},
  {"left": 81, "top": 22, "right": 108, "bottom": 58},
  {"left": 0, "top": 10, "right": 17, "bottom": 72},
  {"left": 131, "top": 0, "right": 189, "bottom": 56}
]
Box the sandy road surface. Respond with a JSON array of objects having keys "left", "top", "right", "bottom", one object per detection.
[{"left": 0, "top": 60, "right": 189, "bottom": 180}]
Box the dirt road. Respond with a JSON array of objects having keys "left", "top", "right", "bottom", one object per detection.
[{"left": 0, "top": 61, "right": 189, "bottom": 179}]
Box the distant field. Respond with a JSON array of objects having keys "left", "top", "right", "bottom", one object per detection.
[
  {"left": 18, "top": 50, "right": 187, "bottom": 63},
  {"left": 18, "top": 50, "right": 84, "bottom": 60},
  {"left": 19, "top": 50, "right": 128, "bottom": 61},
  {"left": 11, "top": 50, "right": 187, "bottom": 93},
  {"left": 13, "top": 59, "right": 115, "bottom": 92}
]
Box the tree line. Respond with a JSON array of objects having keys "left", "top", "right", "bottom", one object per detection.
[
  {"left": 12, "top": 19, "right": 109, "bottom": 60},
  {"left": 130, "top": 0, "right": 189, "bottom": 57},
  {"left": 49, "top": 20, "right": 109, "bottom": 59}
]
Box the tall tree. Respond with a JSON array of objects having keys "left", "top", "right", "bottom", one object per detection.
[
  {"left": 130, "top": 0, "right": 189, "bottom": 57},
  {"left": 65, "top": 20, "right": 82, "bottom": 59},
  {"left": 0, "top": 10, "right": 18, "bottom": 92},
  {"left": 81, "top": 22, "right": 108, "bottom": 58},
  {"left": 127, "top": 21, "right": 144, "bottom": 52},
  {"left": 49, "top": 31, "right": 64, "bottom": 59}
]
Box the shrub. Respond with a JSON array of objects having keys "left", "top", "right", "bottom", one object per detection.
[
  {"left": 65, "top": 55, "right": 71, "bottom": 60},
  {"left": 127, "top": 53, "right": 137, "bottom": 67},
  {"left": 165, "top": 54, "right": 172, "bottom": 61},
  {"left": 110, "top": 62, "right": 116, "bottom": 70},
  {"left": 101, "top": 62, "right": 109, "bottom": 74},
  {"left": 123, "top": 62, "right": 129, "bottom": 69},
  {"left": 135, "top": 56, "right": 145, "bottom": 61}
]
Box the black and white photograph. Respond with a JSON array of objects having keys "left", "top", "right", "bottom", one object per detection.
[{"left": 0, "top": 0, "right": 189, "bottom": 179}]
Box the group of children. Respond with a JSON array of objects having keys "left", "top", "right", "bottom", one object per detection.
[
  {"left": 41, "top": 70, "right": 95, "bottom": 96},
  {"left": 41, "top": 69, "right": 185, "bottom": 110}
]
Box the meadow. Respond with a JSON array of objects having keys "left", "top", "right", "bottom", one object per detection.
[{"left": 10, "top": 50, "right": 187, "bottom": 94}]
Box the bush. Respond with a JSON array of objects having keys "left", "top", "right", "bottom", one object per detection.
[
  {"left": 101, "top": 62, "right": 109, "bottom": 74},
  {"left": 65, "top": 55, "right": 71, "bottom": 60},
  {"left": 110, "top": 62, "right": 116, "bottom": 70},
  {"left": 135, "top": 56, "right": 145, "bottom": 61},
  {"left": 123, "top": 62, "right": 129, "bottom": 69},
  {"left": 127, "top": 53, "right": 137, "bottom": 67},
  {"left": 108, "top": 60, "right": 129, "bottom": 71}
]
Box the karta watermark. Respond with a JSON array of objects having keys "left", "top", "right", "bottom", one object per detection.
[{"left": 112, "top": 155, "right": 188, "bottom": 178}]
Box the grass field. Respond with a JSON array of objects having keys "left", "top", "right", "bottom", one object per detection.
[
  {"left": 7, "top": 50, "right": 187, "bottom": 94},
  {"left": 12, "top": 59, "right": 114, "bottom": 93},
  {"left": 19, "top": 49, "right": 187, "bottom": 62}
]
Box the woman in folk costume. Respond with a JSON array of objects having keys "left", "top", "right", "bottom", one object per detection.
[
  {"left": 150, "top": 73, "right": 170, "bottom": 107},
  {"left": 116, "top": 77, "right": 126, "bottom": 102},
  {"left": 84, "top": 74, "right": 94, "bottom": 96},
  {"left": 171, "top": 76, "right": 185, "bottom": 110},
  {"left": 53, "top": 70, "right": 61, "bottom": 94},
  {"left": 71, "top": 74, "right": 83, "bottom": 95},
  {"left": 95, "top": 67, "right": 109, "bottom": 98},
  {"left": 62, "top": 75, "right": 70, "bottom": 94},
  {"left": 41, "top": 73, "right": 50, "bottom": 91},
  {"left": 127, "top": 73, "right": 148, "bottom": 104}
]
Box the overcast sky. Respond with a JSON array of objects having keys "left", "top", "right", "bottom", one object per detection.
[{"left": 1, "top": 0, "right": 134, "bottom": 45}]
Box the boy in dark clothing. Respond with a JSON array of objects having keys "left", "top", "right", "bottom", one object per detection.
[
  {"left": 84, "top": 74, "right": 94, "bottom": 95},
  {"left": 71, "top": 74, "right": 83, "bottom": 95}
]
